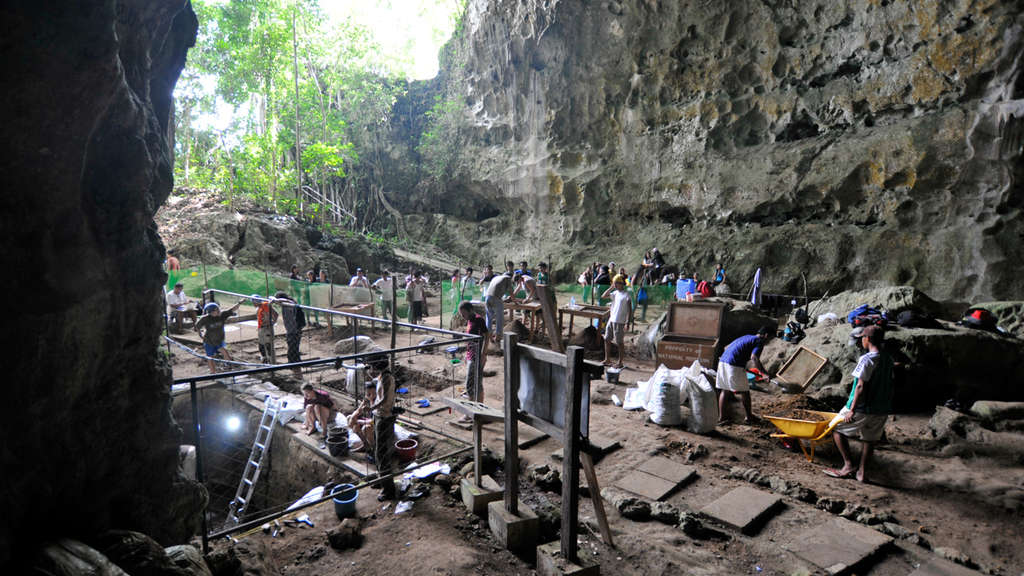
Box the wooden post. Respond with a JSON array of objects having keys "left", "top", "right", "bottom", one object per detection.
[
  {"left": 503, "top": 333, "right": 520, "bottom": 515},
  {"left": 390, "top": 275, "right": 397, "bottom": 351},
  {"left": 439, "top": 280, "right": 444, "bottom": 330},
  {"left": 581, "top": 451, "right": 614, "bottom": 547},
  {"left": 328, "top": 270, "right": 334, "bottom": 338},
  {"left": 473, "top": 417, "right": 483, "bottom": 488},
  {"left": 561, "top": 345, "right": 584, "bottom": 563},
  {"left": 264, "top": 266, "right": 270, "bottom": 298}
]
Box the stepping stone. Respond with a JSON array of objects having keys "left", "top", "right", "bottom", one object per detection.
[
  {"left": 785, "top": 517, "right": 893, "bottom": 575},
  {"left": 700, "top": 486, "right": 782, "bottom": 534},
  {"left": 638, "top": 456, "right": 697, "bottom": 485},
  {"left": 614, "top": 470, "right": 679, "bottom": 501},
  {"left": 908, "top": 557, "right": 983, "bottom": 576},
  {"left": 614, "top": 456, "right": 697, "bottom": 501}
]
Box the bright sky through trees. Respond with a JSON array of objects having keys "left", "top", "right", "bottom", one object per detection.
[{"left": 322, "top": 0, "right": 464, "bottom": 80}]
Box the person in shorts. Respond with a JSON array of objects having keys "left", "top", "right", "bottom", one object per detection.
[
  {"left": 826, "top": 325, "right": 894, "bottom": 483},
  {"left": 601, "top": 275, "right": 632, "bottom": 368},
  {"left": 301, "top": 383, "right": 335, "bottom": 448},
  {"left": 716, "top": 326, "right": 773, "bottom": 423},
  {"left": 195, "top": 300, "right": 241, "bottom": 373}
]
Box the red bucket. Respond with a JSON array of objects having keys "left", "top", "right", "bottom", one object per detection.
[{"left": 395, "top": 438, "right": 418, "bottom": 463}]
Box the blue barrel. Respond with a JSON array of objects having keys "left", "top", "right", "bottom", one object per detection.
[{"left": 332, "top": 483, "right": 358, "bottom": 519}]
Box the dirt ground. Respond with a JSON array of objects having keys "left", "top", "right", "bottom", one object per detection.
[{"left": 170, "top": 298, "right": 1024, "bottom": 576}]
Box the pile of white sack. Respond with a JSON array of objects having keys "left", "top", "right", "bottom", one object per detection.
[{"left": 622, "top": 361, "right": 718, "bottom": 433}]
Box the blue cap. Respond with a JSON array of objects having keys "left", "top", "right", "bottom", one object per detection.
[{"left": 203, "top": 302, "right": 219, "bottom": 313}]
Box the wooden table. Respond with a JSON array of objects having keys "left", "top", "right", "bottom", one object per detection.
[
  {"left": 332, "top": 302, "right": 375, "bottom": 334},
  {"left": 558, "top": 304, "right": 610, "bottom": 339},
  {"left": 504, "top": 300, "right": 543, "bottom": 342}
]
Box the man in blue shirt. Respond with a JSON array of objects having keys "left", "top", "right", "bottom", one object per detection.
[{"left": 716, "top": 326, "right": 773, "bottom": 423}]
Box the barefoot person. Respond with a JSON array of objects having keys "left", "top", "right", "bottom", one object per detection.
[
  {"left": 716, "top": 326, "right": 773, "bottom": 423},
  {"left": 348, "top": 380, "right": 376, "bottom": 452},
  {"left": 601, "top": 275, "right": 632, "bottom": 368},
  {"left": 301, "top": 384, "right": 335, "bottom": 448},
  {"left": 825, "top": 325, "right": 894, "bottom": 482}
]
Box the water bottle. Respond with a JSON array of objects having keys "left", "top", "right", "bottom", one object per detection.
[{"left": 570, "top": 296, "right": 576, "bottom": 307}]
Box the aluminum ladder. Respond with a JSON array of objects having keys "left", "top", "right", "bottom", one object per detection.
[{"left": 227, "top": 395, "right": 285, "bottom": 523}]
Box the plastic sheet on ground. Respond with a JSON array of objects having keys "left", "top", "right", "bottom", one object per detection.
[
  {"left": 403, "top": 461, "right": 450, "bottom": 480},
  {"left": 286, "top": 485, "right": 325, "bottom": 511}
]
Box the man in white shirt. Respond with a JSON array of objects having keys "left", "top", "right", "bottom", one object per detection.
[
  {"left": 601, "top": 275, "right": 632, "bottom": 368},
  {"left": 484, "top": 272, "right": 519, "bottom": 343},
  {"left": 372, "top": 270, "right": 395, "bottom": 316},
  {"left": 166, "top": 282, "right": 196, "bottom": 333},
  {"left": 349, "top": 268, "right": 371, "bottom": 290},
  {"left": 406, "top": 270, "right": 427, "bottom": 323}
]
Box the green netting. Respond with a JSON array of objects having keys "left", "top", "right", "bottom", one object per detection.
[
  {"left": 166, "top": 266, "right": 408, "bottom": 319},
  {"left": 437, "top": 279, "right": 680, "bottom": 320}
]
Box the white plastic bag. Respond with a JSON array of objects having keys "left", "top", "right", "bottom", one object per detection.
[
  {"left": 681, "top": 361, "right": 718, "bottom": 433},
  {"left": 648, "top": 378, "right": 682, "bottom": 426}
]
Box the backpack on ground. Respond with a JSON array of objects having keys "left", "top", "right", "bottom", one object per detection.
[
  {"left": 960, "top": 307, "right": 997, "bottom": 332},
  {"left": 848, "top": 304, "right": 888, "bottom": 328},
  {"left": 896, "top": 308, "right": 940, "bottom": 329},
  {"left": 696, "top": 280, "right": 714, "bottom": 298}
]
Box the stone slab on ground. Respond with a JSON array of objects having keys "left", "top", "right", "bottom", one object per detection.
[
  {"left": 498, "top": 424, "right": 550, "bottom": 449},
  {"left": 551, "top": 434, "right": 622, "bottom": 462},
  {"left": 699, "top": 486, "right": 782, "bottom": 534},
  {"left": 637, "top": 457, "right": 697, "bottom": 485},
  {"left": 536, "top": 540, "right": 600, "bottom": 576},
  {"left": 785, "top": 516, "right": 893, "bottom": 575},
  {"left": 908, "top": 557, "right": 984, "bottom": 576},
  {"left": 614, "top": 470, "right": 679, "bottom": 501}
]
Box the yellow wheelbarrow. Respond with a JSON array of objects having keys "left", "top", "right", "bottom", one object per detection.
[{"left": 766, "top": 410, "right": 844, "bottom": 463}]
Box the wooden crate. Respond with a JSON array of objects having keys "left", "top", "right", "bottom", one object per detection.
[{"left": 666, "top": 301, "right": 725, "bottom": 338}]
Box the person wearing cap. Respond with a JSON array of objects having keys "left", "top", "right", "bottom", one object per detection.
[
  {"left": 826, "top": 325, "right": 894, "bottom": 483},
  {"left": 252, "top": 294, "right": 278, "bottom": 364},
  {"left": 195, "top": 300, "right": 241, "bottom": 373},
  {"left": 166, "top": 282, "right": 196, "bottom": 333},
  {"left": 349, "top": 268, "right": 370, "bottom": 290},
  {"left": 716, "top": 326, "right": 774, "bottom": 423},
  {"left": 601, "top": 275, "right": 632, "bottom": 368}
]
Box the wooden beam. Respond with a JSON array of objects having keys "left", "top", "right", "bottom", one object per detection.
[
  {"left": 518, "top": 342, "right": 567, "bottom": 367},
  {"left": 581, "top": 451, "right": 614, "bottom": 547},
  {"left": 561, "top": 345, "right": 584, "bottom": 563},
  {"left": 503, "top": 333, "right": 520, "bottom": 514},
  {"left": 537, "top": 284, "right": 564, "bottom": 353},
  {"left": 516, "top": 411, "right": 563, "bottom": 440}
]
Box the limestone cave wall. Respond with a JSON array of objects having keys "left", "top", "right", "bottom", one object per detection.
[
  {"left": 394, "top": 0, "right": 1024, "bottom": 301},
  {"left": 0, "top": 0, "right": 202, "bottom": 566}
]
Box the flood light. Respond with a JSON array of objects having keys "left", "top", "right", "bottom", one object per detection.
[{"left": 225, "top": 415, "right": 241, "bottom": 432}]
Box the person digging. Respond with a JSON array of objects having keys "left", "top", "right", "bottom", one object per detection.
[
  {"left": 825, "top": 325, "right": 894, "bottom": 483},
  {"left": 715, "top": 326, "right": 773, "bottom": 423}
]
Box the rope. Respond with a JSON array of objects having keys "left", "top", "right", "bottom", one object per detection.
[{"left": 163, "top": 335, "right": 272, "bottom": 368}]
